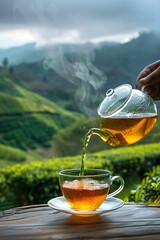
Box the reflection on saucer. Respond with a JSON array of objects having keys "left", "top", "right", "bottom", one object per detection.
[{"left": 48, "top": 196, "right": 124, "bottom": 216}]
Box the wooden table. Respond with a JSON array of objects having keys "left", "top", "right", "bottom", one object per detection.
[{"left": 0, "top": 203, "right": 159, "bottom": 240}]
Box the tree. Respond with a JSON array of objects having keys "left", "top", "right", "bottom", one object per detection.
[{"left": 2, "top": 57, "right": 9, "bottom": 68}]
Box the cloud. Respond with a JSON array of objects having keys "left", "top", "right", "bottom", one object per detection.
[{"left": 0, "top": 0, "right": 160, "bottom": 47}]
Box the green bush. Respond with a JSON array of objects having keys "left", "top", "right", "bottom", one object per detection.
[
  {"left": 90, "top": 143, "right": 160, "bottom": 177},
  {"left": 126, "top": 165, "right": 160, "bottom": 205},
  {"left": 0, "top": 156, "right": 101, "bottom": 208},
  {"left": 0, "top": 143, "right": 159, "bottom": 209}
]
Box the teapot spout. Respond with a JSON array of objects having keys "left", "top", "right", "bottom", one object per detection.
[{"left": 88, "top": 128, "right": 120, "bottom": 146}]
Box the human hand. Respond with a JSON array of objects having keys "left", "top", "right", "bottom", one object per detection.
[{"left": 136, "top": 60, "right": 160, "bottom": 100}]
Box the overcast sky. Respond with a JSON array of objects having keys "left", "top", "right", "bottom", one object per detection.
[{"left": 0, "top": 0, "right": 160, "bottom": 48}]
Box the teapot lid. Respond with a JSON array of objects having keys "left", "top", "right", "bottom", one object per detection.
[{"left": 98, "top": 84, "right": 132, "bottom": 117}]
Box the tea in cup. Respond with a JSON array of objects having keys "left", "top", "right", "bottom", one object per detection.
[{"left": 59, "top": 169, "right": 124, "bottom": 211}]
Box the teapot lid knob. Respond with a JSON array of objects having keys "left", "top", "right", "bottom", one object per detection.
[{"left": 106, "top": 89, "right": 114, "bottom": 97}]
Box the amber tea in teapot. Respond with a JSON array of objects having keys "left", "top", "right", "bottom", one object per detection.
[
  {"left": 95, "top": 84, "right": 157, "bottom": 146},
  {"left": 99, "top": 113, "right": 157, "bottom": 145}
]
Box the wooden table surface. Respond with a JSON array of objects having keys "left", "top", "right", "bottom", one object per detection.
[{"left": 0, "top": 203, "right": 159, "bottom": 240}]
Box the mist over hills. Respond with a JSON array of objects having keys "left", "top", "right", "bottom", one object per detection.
[
  {"left": 2, "top": 31, "right": 159, "bottom": 114},
  {"left": 1, "top": 32, "right": 160, "bottom": 75},
  {"left": 0, "top": 31, "right": 159, "bottom": 68}
]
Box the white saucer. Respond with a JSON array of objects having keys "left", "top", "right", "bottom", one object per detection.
[{"left": 48, "top": 196, "right": 124, "bottom": 216}]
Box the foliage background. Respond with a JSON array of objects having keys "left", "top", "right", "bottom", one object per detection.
[{"left": 0, "top": 32, "right": 160, "bottom": 209}]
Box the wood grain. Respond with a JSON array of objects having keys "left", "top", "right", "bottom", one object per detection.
[{"left": 0, "top": 204, "right": 159, "bottom": 240}]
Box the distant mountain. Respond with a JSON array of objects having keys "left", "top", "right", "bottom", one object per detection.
[
  {"left": 5, "top": 31, "right": 159, "bottom": 114},
  {"left": 0, "top": 32, "right": 160, "bottom": 72},
  {"left": 94, "top": 31, "right": 160, "bottom": 90},
  {"left": 1, "top": 31, "right": 160, "bottom": 116},
  {"left": 0, "top": 41, "right": 119, "bottom": 66},
  {"left": 0, "top": 43, "right": 44, "bottom": 66}
]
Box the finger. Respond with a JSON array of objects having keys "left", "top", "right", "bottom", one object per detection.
[
  {"left": 136, "top": 60, "right": 160, "bottom": 85},
  {"left": 139, "top": 66, "right": 160, "bottom": 87},
  {"left": 147, "top": 60, "right": 160, "bottom": 71},
  {"left": 136, "top": 67, "right": 151, "bottom": 84},
  {"left": 136, "top": 67, "right": 152, "bottom": 90},
  {"left": 136, "top": 69, "right": 151, "bottom": 90},
  {"left": 143, "top": 83, "right": 160, "bottom": 100}
]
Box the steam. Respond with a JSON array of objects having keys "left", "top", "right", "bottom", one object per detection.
[
  {"left": 13, "top": 0, "right": 107, "bottom": 115},
  {"left": 43, "top": 44, "right": 107, "bottom": 115}
]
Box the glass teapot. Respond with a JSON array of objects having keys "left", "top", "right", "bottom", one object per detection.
[{"left": 89, "top": 84, "right": 157, "bottom": 146}]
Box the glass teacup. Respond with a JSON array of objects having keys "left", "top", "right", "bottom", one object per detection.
[{"left": 59, "top": 169, "right": 124, "bottom": 211}]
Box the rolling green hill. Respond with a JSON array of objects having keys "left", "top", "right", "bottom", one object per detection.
[
  {"left": 0, "top": 73, "right": 82, "bottom": 165},
  {"left": 0, "top": 70, "right": 160, "bottom": 167},
  {"left": 1, "top": 31, "right": 160, "bottom": 167}
]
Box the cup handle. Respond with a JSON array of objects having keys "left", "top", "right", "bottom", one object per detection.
[{"left": 107, "top": 176, "right": 124, "bottom": 198}]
